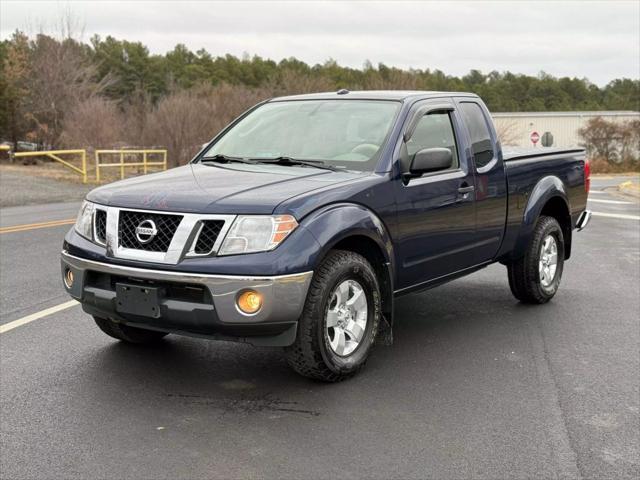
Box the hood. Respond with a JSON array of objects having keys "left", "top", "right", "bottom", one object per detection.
[{"left": 87, "top": 163, "right": 366, "bottom": 214}]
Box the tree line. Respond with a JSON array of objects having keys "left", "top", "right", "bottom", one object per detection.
[{"left": 1, "top": 30, "right": 639, "bottom": 166}]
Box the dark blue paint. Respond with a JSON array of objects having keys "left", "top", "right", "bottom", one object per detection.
[
  {"left": 497, "top": 151, "right": 587, "bottom": 262},
  {"left": 75, "top": 91, "right": 588, "bottom": 296}
]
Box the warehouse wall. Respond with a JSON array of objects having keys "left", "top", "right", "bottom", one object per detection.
[{"left": 491, "top": 112, "right": 640, "bottom": 148}]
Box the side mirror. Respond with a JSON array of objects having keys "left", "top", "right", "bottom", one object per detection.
[{"left": 409, "top": 147, "right": 452, "bottom": 174}]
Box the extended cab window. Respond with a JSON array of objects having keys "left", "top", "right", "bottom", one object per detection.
[
  {"left": 459, "top": 102, "right": 494, "bottom": 168},
  {"left": 406, "top": 112, "right": 459, "bottom": 169}
]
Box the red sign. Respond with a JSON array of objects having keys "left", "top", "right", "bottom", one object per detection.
[{"left": 530, "top": 131, "right": 540, "bottom": 145}]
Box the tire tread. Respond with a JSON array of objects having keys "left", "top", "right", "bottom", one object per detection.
[
  {"left": 285, "top": 250, "right": 379, "bottom": 382},
  {"left": 507, "top": 215, "right": 564, "bottom": 304}
]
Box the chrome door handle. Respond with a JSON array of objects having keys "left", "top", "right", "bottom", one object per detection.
[{"left": 458, "top": 185, "right": 475, "bottom": 194}]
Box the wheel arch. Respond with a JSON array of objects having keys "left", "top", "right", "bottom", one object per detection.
[
  {"left": 301, "top": 203, "right": 395, "bottom": 331},
  {"left": 514, "top": 176, "right": 572, "bottom": 260},
  {"left": 539, "top": 196, "right": 572, "bottom": 260}
]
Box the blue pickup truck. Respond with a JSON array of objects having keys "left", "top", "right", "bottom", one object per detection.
[{"left": 61, "top": 90, "right": 591, "bottom": 381}]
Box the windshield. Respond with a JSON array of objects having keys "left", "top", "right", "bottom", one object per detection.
[{"left": 201, "top": 100, "right": 400, "bottom": 171}]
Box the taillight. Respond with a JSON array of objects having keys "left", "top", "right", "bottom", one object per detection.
[{"left": 584, "top": 158, "right": 591, "bottom": 193}]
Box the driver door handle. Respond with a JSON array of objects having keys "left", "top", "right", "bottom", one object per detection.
[{"left": 458, "top": 184, "right": 475, "bottom": 194}]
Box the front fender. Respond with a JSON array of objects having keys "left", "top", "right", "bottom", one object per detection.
[
  {"left": 301, "top": 202, "right": 394, "bottom": 272},
  {"left": 301, "top": 202, "right": 396, "bottom": 334},
  {"left": 513, "top": 176, "right": 569, "bottom": 258}
]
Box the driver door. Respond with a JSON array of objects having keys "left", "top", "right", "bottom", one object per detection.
[{"left": 393, "top": 100, "right": 477, "bottom": 291}]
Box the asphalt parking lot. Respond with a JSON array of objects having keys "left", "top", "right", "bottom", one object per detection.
[{"left": 1, "top": 176, "right": 638, "bottom": 479}]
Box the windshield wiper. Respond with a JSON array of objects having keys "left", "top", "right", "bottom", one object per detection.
[
  {"left": 249, "top": 156, "right": 341, "bottom": 172},
  {"left": 201, "top": 154, "right": 256, "bottom": 165}
]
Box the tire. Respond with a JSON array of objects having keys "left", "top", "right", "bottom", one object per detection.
[
  {"left": 507, "top": 215, "right": 565, "bottom": 304},
  {"left": 93, "top": 316, "right": 168, "bottom": 344},
  {"left": 285, "top": 250, "right": 381, "bottom": 382}
]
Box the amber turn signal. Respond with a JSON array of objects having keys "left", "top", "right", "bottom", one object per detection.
[
  {"left": 271, "top": 215, "right": 298, "bottom": 245},
  {"left": 236, "top": 290, "right": 263, "bottom": 314}
]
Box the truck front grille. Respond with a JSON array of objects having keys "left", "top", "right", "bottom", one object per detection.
[
  {"left": 94, "top": 209, "right": 107, "bottom": 244},
  {"left": 194, "top": 220, "right": 225, "bottom": 254},
  {"left": 118, "top": 210, "right": 183, "bottom": 252}
]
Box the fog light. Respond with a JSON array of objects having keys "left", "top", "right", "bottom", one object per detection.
[
  {"left": 64, "top": 268, "right": 74, "bottom": 288},
  {"left": 236, "top": 290, "right": 263, "bottom": 314}
]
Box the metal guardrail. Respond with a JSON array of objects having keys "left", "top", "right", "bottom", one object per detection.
[
  {"left": 12, "top": 149, "right": 88, "bottom": 183},
  {"left": 94, "top": 149, "right": 168, "bottom": 182}
]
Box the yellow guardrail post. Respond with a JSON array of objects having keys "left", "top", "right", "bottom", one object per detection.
[
  {"left": 12, "top": 150, "right": 88, "bottom": 183},
  {"left": 81, "top": 150, "right": 87, "bottom": 184},
  {"left": 143, "top": 151, "right": 148, "bottom": 175},
  {"left": 119, "top": 151, "right": 125, "bottom": 180},
  {"left": 163, "top": 151, "right": 168, "bottom": 170},
  {"left": 95, "top": 150, "right": 100, "bottom": 183}
]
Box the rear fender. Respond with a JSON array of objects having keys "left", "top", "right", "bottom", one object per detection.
[{"left": 513, "top": 176, "right": 569, "bottom": 259}]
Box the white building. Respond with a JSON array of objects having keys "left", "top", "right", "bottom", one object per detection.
[{"left": 491, "top": 111, "right": 640, "bottom": 148}]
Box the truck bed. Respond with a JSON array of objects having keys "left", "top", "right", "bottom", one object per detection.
[{"left": 497, "top": 146, "right": 588, "bottom": 262}]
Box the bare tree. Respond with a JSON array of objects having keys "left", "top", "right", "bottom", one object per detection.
[
  {"left": 578, "top": 117, "right": 625, "bottom": 162},
  {"left": 143, "top": 83, "right": 272, "bottom": 166},
  {"left": 2, "top": 32, "right": 31, "bottom": 152},
  {"left": 121, "top": 88, "right": 153, "bottom": 146},
  {"left": 494, "top": 119, "right": 521, "bottom": 146},
  {"left": 19, "top": 13, "right": 114, "bottom": 148},
  {"left": 143, "top": 85, "right": 218, "bottom": 167},
  {"left": 60, "top": 97, "right": 125, "bottom": 149},
  {"left": 267, "top": 70, "right": 334, "bottom": 96},
  {"left": 25, "top": 33, "right": 111, "bottom": 148},
  {"left": 361, "top": 67, "right": 421, "bottom": 91},
  {"left": 619, "top": 119, "right": 640, "bottom": 163}
]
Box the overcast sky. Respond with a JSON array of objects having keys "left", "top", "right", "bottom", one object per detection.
[{"left": 1, "top": 0, "right": 639, "bottom": 86}]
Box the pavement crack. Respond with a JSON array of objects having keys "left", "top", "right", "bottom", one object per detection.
[{"left": 165, "top": 392, "right": 321, "bottom": 417}]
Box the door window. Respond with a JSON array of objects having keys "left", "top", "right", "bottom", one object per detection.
[
  {"left": 459, "top": 102, "right": 494, "bottom": 168},
  {"left": 406, "top": 112, "right": 459, "bottom": 169}
]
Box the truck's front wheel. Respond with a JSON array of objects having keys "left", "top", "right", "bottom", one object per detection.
[
  {"left": 507, "top": 215, "right": 565, "bottom": 304},
  {"left": 286, "top": 250, "right": 381, "bottom": 382},
  {"left": 93, "top": 316, "right": 168, "bottom": 344}
]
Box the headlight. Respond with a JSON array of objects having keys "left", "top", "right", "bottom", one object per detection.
[
  {"left": 218, "top": 215, "right": 298, "bottom": 255},
  {"left": 74, "top": 200, "right": 95, "bottom": 240}
]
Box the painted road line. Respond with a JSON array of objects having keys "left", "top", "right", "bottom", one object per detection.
[
  {"left": 0, "top": 300, "right": 78, "bottom": 334},
  {"left": 588, "top": 190, "right": 607, "bottom": 195},
  {"left": 591, "top": 212, "right": 640, "bottom": 221},
  {"left": 0, "top": 218, "right": 75, "bottom": 234},
  {"left": 588, "top": 199, "right": 633, "bottom": 205}
]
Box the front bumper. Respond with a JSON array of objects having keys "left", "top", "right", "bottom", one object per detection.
[{"left": 61, "top": 250, "right": 313, "bottom": 346}]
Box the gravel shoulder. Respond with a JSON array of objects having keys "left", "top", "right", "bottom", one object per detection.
[{"left": 0, "top": 168, "right": 93, "bottom": 207}]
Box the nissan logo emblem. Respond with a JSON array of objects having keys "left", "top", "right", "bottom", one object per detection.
[{"left": 135, "top": 219, "right": 158, "bottom": 244}]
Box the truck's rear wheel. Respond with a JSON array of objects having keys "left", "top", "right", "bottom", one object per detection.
[
  {"left": 286, "top": 250, "right": 381, "bottom": 382},
  {"left": 507, "top": 215, "right": 565, "bottom": 304},
  {"left": 93, "top": 316, "right": 168, "bottom": 344}
]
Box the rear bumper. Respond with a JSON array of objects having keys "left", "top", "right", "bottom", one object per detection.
[
  {"left": 576, "top": 210, "right": 592, "bottom": 231},
  {"left": 60, "top": 250, "right": 313, "bottom": 346}
]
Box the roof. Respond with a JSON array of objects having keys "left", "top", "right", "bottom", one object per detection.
[
  {"left": 492, "top": 111, "right": 640, "bottom": 118},
  {"left": 271, "top": 90, "right": 478, "bottom": 102}
]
